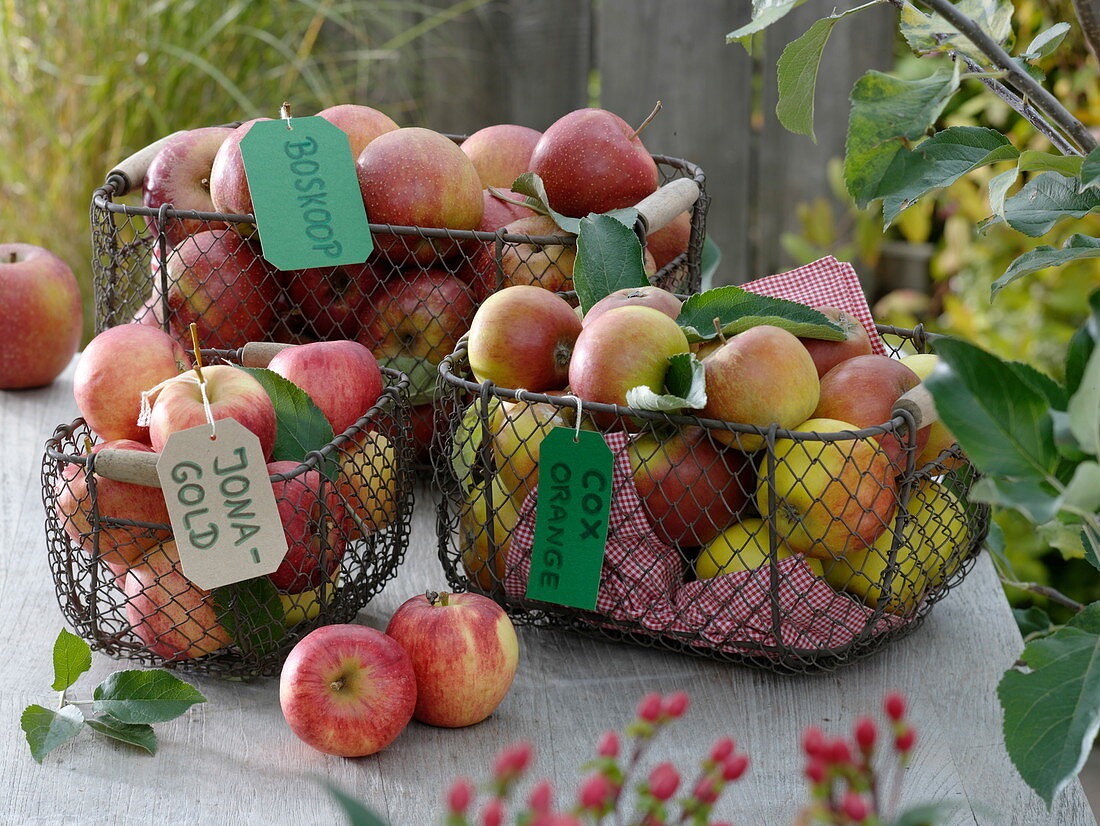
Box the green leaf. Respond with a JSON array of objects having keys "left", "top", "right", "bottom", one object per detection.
[
  {"left": 573, "top": 214, "right": 649, "bottom": 315},
  {"left": 845, "top": 65, "right": 961, "bottom": 209},
  {"left": 924, "top": 337, "right": 1058, "bottom": 479},
  {"left": 700, "top": 235, "right": 722, "bottom": 290},
  {"left": 1081, "top": 147, "right": 1100, "bottom": 191},
  {"left": 92, "top": 670, "right": 206, "bottom": 725},
  {"left": 988, "top": 166, "right": 1019, "bottom": 222},
  {"left": 326, "top": 782, "right": 390, "bottom": 826},
  {"left": 213, "top": 577, "right": 287, "bottom": 658},
  {"left": 1067, "top": 342, "right": 1100, "bottom": 457},
  {"left": 676, "top": 286, "right": 844, "bottom": 342},
  {"left": 236, "top": 366, "right": 335, "bottom": 462},
  {"left": 51, "top": 628, "right": 92, "bottom": 692},
  {"left": 1053, "top": 410, "right": 1089, "bottom": 462},
  {"left": 993, "top": 235, "right": 1100, "bottom": 298},
  {"left": 510, "top": 172, "right": 636, "bottom": 235},
  {"left": 1084, "top": 527, "right": 1100, "bottom": 572},
  {"left": 998, "top": 601, "right": 1100, "bottom": 806},
  {"left": 726, "top": 0, "right": 812, "bottom": 48},
  {"left": 1006, "top": 361, "right": 1067, "bottom": 410},
  {"left": 1003, "top": 173, "right": 1100, "bottom": 237},
  {"left": 625, "top": 353, "right": 707, "bottom": 412},
  {"left": 1021, "top": 22, "right": 1071, "bottom": 60},
  {"left": 900, "top": 0, "right": 1014, "bottom": 62},
  {"left": 1018, "top": 150, "right": 1084, "bottom": 178},
  {"left": 1063, "top": 462, "right": 1100, "bottom": 517},
  {"left": 377, "top": 355, "right": 435, "bottom": 407},
  {"left": 969, "top": 476, "right": 1061, "bottom": 523},
  {"left": 21, "top": 704, "right": 84, "bottom": 764},
  {"left": 86, "top": 715, "right": 157, "bottom": 755},
  {"left": 1066, "top": 307, "right": 1098, "bottom": 399},
  {"left": 878, "top": 126, "right": 1018, "bottom": 225},
  {"left": 1013, "top": 606, "right": 1054, "bottom": 638},
  {"left": 889, "top": 802, "right": 958, "bottom": 826}
]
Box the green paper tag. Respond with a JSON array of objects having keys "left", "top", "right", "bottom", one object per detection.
[
  {"left": 525, "top": 428, "right": 613, "bottom": 611},
  {"left": 239, "top": 116, "right": 372, "bottom": 271}
]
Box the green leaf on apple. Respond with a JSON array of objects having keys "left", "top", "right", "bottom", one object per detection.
[
  {"left": 86, "top": 714, "right": 157, "bottom": 755},
  {"left": 21, "top": 704, "right": 85, "bottom": 764},
  {"left": 573, "top": 213, "right": 650, "bottom": 315},
  {"left": 1020, "top": 21, "right": 1071, "bottom": 60},
  {"left": 626, "top": 353, "right": 707, "bottom": 412},
  {"left": 213, "top": 577, "right": 288, "bottom": 659},
  {"left": 51, "top": 628, "right": 92, "bottom": 692},
  {"left": 235, "top": 366, "right": 335, "bottom": 472},
  {"left": 1013, "top": 606, "right": 1055, "bottom": 639},
  {"left": 676, "top": 286, "right": 844, "bottom": 343},
  {"left": 726, "top": 0, "right": 814, "bottom": 49},
  {"left": 92, "top": 669, "right": 206, "bottom": 725},
  {"left": 1067, "top": 339, "right": 1100, "bottom": 458},
  {"left": 509, "top": 173, "right": 638, "bottom": 236},
  {"left": 377, "top": 355, "right": 436, "bottom": 407}
]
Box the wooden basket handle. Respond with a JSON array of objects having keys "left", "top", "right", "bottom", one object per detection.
[
  {"left": 893, "top": 383, "right": 940, "bottom": 430},
  {"left": 635, "top": 178, "right": 700, "bottom": 236},
  {"left": 106, "top": 131, "right": 188, "bottom": 195}
]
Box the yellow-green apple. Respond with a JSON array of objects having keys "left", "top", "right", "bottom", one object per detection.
[
  {"left": 490, "top": 399, "right": 575, "bottom": 505},
  {"left": 569, "top": 305, "right": 690, "bottom": 430},
  {"left": 899, "top": 353, "right": 964, "bottom": 471},
  {"left": 267, "top": 460, "right": 347, "bottom": 594},
  {"left": 279, "top": 623, "right": 417, "bottom": 757},
  {"left": 0, "top": 244, "right": 82, "bottom": 389},
  {"left": 695, "top": 518, "right": 824, "bottom": 579},
  {"left": 627, "top": 426, "right": 756, "bottom": 548},
  {"left": 478, "top": 188, "right": 536, "bottom": 232},
  {"left": 812, "top": 354, "right": 929, "bottom": 470},
  {"left": 645, "top": 209, "right": 692, "bottom": 271},
  {"left": 699, "top": 325, "right": 820, "bottom": 451},
  {"left": 528, "top": 108, "right": 659, "bottom": 217},
  {"left": 583, "top": 286, "right": 682, "bottom": 328},
  {"left": 756, "top": 417, "right": 898, "bottom": 559},
  {"left": 460, "top": 476, "right": 520, "bottom": 591},
  {"left": 824, "top": 478, "right": 969, "bottom": 614},
  {"left": 268, "top": 340, "right": 383, "bottom": 435},
  {"left": 125, "top": 541, "right": 231, "bottom": 660},
  {"left": 337, "top": 430, "right": 399, "bottom": 538},
  {"left": 74, "top": 325, "right": 190, "bottom": 442},
  {"left": 284, "top": 260, "right": 386, "bottom": 340},
  {"left": 54, "top": 439, "right": 172, "bottom": 566},
  {"left": 142, "top": 126, "right": 234, "bottom": 246},
  {"left": 467, "top": 285, "right": 581, "bottom": 391},
  {"left": 385, "top": 591, "right": 519, "bottom": 727},
  {"left": 315, "top": 103, "right": 398, "bottom": 158},
  {"left": 208, "top": 117, "right": 272, "bottom": 234},
  {"left": 356, "top": 127, "right": 483, "bottom": 264},
  {"left": 796, "top": 306, "right": 873, "bottom": 379},
  {"left": 358, "top": 268, "right": 477, "bottom": 364},
  {"left": 472, "top": 214, "right": 577, "bottom": 300},
  {"left": 162, "top": 229, "right": 280, "bottom": 350},
  {"left": 280, "top": 568, "right": 340, "bottom": 626},
  {"left": 461, "top": 124, "right": 542, "bottom": 189},
  {"left": 147, "top": 364, "right": 277, "bottom": 459}
]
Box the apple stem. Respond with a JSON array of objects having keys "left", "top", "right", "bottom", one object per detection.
[
  {"left": 189, "top": 323, "right": 205, "bottom": 384},
  {"left": 280, "top": 101, "right": 293, "bottom": 130},
  {"left": 8, "top": 251, "right": 16, "bottom": 264},
  {"left": 630, "top": 100, "right": 663, "bottom": 141},
  {"left": 425, "top": 589, "right": 448, "bottom": 607},
  {"left": 712, "top": 317, "right": 727, "bottom": 345},
  {"left": 329, "top": 678, "right": 345, "bottom": 692}
]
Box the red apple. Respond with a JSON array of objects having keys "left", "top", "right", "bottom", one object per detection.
[
  {"left": 74, "top": 325, "right": 191, "bottom": 442},
  {"left": 528, "top": 108, "right": 659, "bottom": 217},
  {"left": 279, "top": 623, "right": 417, "bottom": 757},
  {"left": 797, "top": 306, "right": 874, "bottom": 379},
  {"left": 162, "top": 229, "right": 280, "bottom": 350},
  {"left": 467, "top": 285, "right": 581, "bottom": 391},
  {"left": 143, "top": 126, "right": 234, "bottom": 246},
  {"left": 0, "top": 244, "right": 82, "bottom": 389},
  {"left": 315, "top": 103, "right": 398, "bottom": 159},
  {"left": 645, "top": 210, "right": 692, "bottom": 271},
  {"left": 461, "top": 124, "right": 542, "bottom": 189},
  {"left": 700, "top": 326, "right": 821, "bottom": 451},
  {"left": 267, "top": 460, "right": 347, "bottom": 594},
  {"left": 900, "top": 353, "right": 965, "bottom": 471},
  {"left": 208, "top": 117, "right": 271, "bottom": 233},
  {"left": 284, "top": 259, "right": 388, "bottom": 340},
  {"left": 409, "top": 402, "right": 437, "bottom": 465},
  {"left": 147, "top": 364, "right": 277, "bottom": 459},
  {"left": 268, "top": 340, "right": 383, "bottom": 435},
  {"left": 583, "top": 286, "right": 682, "bottom": 328},
  {"left": 813, "top": 354, "right": 929, "bottom": 470},
  {"left": 627, "top": 426, "right": 755, "bottom": 548},
  {"left": 478, "top": 189, "right": 536, "bottom": 232},
  {"left": 471, "top": 214, "right": 576, "bottom": 300},
  {"left": 385, "top": 591, "right": 519, "bottom": 728}
]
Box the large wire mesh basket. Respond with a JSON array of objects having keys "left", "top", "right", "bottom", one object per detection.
[
  {"left": 433, "top": 324, "right": 990, "bottom": 674},
  {"left": 42, "top": 351, "right": 414, "bottom": 681}
]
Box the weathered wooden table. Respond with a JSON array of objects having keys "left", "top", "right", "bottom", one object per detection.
[{"left": 2, "top": 359, "right": 1094, "bottom": 825}]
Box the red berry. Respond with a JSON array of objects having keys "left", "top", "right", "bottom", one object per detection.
[
  {"left": 648, "top": 762, "right": 681, "bottom": 801},
  {"left": 721, "top": 753, "right": 749, "bottom": 781},
  {"left": 692, "top": 775, "right": 720, "bottom": 805},
  {"left": 828, "top": 738, "right": 853, "bottom": 766},
  {"left": 884, "top": 691, "right": 907, "bottom": 722},
  {"left": 801, "top": 725, "right": 827, "bottom": 759},
  {"left": 637, "top": 692, "right": 663, "bottom": 723},
  {"left": 804, "top": 758, "right": 827, "bottom": 785},
  {"left": 493, "top": 741, "right": 534, "bottom": 780},
  {"left": 842, "top": 790, "right": 870, "bottom": 822},
  {"left": 447, "top": 778, "right": 474, "bottom": 814},
  {"left": 578, "top": 773, "right": 615, "bottom": 810},
  {"left": 528, "top": 780, "right": 554, "bottom": 813},
  {"left": 895, "top": 727, "right": 916, "bottom": 753},
  {"left": 663, "top": 690, "right": 690, "bottom": 719},
  {"left": 854, "top": 716, "right": 877, "bottom": 754},
  {"left": 597, "top": 730, "right": 620, "bottom": 758},
  {"left": 481, "top": 797, "right": 504, "bottom": 826},
  {"left": 710, "top": 737, "right": 735, "bottom": 763}
]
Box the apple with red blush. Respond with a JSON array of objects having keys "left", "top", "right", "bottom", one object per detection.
[
  {"left": 208, "top": 117, "right": 272, "bottom": 235},
  {"left": 267, "top": 460, "right": 347, "bottom": 594},
  {"left": 315, "top": 103, "right": 398, "bottom": 159},
  {"left": 797, "top": 306, "right": 874, "bottom": 379},
  {"left": 461, "top": 124, "right": 541, "bottom": 189},
  {"left": 478, "top": 188, "right": 536, "bottom": 232},
  {"left": 143, "top": 126, "right": 234, "bottom": 246},
  {"left": 645, "top": 209, "right": 692, "bottom": 272},
  {"left": 268, "top": 340, "right": 383, "bottom": 435},
  {"left": 583, "top": 286, "right": 681, "bottom": 328}
]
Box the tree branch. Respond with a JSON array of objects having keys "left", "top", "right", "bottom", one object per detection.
[
  {"left": 919, "top": 0, "right": 1097, "bottom": 154},
  {"left": 1072, "top": 0, "right": 1100, "bottom": 63},
  {"left": 999, "top": 578, "right": 1086, "bottom": 612}
]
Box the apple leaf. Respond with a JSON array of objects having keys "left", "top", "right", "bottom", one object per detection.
[
  {"left": 92, "top": 670, "right": 206, "bottom": 725},
  {"left": 86, "top": 715, "right": 157, "bottom": 755},
  {"left": 213, "top": 577, "right": 287, "bottom": 658},
  {"left": 326, "top": 782, "right": 389, "bottom": 826},
  {"left": 509, "top": 172, "right": 637, "bottom": 235},
  {"left": 988, "top": 166, "right": 1019, "bottom": 222},
  {"left": 726, "top": 0, "right": 813, "bottom": 49},
  {"left": 21, "top": 704, "right": 84, "bottom": 764},
  {"left": 235, "top": 366, "right": 335, "bottom": 469},
  {"left": 992, "top": 235, "right": 1100, "bottom": 298},
  {"left": 1020, "top": 22, "right": 1071, "bottom": 60},
  {"left": 1067, "top": 337, "right": 1100, "bottom": 458},
  {"left": 1006, "top": 360, "right": 1067, "bottom": 410},
  {"left": 1013, "top": 605, "right": 1055, "bottom": 639},
  {"left": 1066, "top": 291, "right": 1099, "bottom": 397},
  {"left": 377, "top": 355, "right": 436, "bottom": 407},
  {"left": 1018, "top": 150, "right": 1084, "bottom": 178},
  {"left": 900, "top": 0, "right": 1014, "bottom": 62},
  {"left": 1003, "top": 173, "right": 1100, "bottom": 237},
  {"left": 626, "top": 353, "right": 707, "bottom": 412},
  {"left": 845, "top": 65, "right": 960, "bottom": 209},
  {"left": 1081, "top": 147, "right": 1100, "bottom": 191},
  {"left": 890, "top": 803, "right": 959, "bottom": 826},
  {"left": 51, "top": 628, "right": 92, "bottom": 692},
  {"left": 999, "top": 601, "right": 1100, "bottom": 807},
  {"left": 968, "top": 476, "right": 1061, "bottom": 524},
  {"left": 1063, "top": 461, "right": 1100, "bottom": 517},
  {"left": 573, "top": 214, "right": 650, "bottom": 316},
  {"left": 676, "top": 286, "right": 844, "bottom": 343}
]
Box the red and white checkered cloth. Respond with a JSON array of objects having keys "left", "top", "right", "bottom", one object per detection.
[{"left": 500, "top": 257, "right": 904, "bottom": 655}]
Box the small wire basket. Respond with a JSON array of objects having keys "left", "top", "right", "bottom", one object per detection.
[
  {"left": 42, "top": 353, "right": 414, "bottom": 681},
  {"left": 433, "top": 325, "right": 990, "bottom": 674}
]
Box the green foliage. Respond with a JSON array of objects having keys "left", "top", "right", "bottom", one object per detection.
[
  {"left": 625, "top": 353, "right": 707, "bottom": 412},
  {"left": 675, "top": 287, "right": 843, "bottom": 342},
  {"left": 92, "top": 669, "right": 207, "bottom": 724},
  {"left": 899, "top": 0, "right": 1015, "bottom": 61},
  {"left": 236, "top": 367, "right": 335, "bottom": 462},
  {"left": 573, "top": 214, "right": 650, "bottom": 315},
  {"left": 51, "top": 628, "right": 92, "bottom": 692},
  {"left": 213, "top": 577, "right": 287, "bottom": 658},
  {"left": 509, "top": 173, "right": 637, "bottom": 235}
]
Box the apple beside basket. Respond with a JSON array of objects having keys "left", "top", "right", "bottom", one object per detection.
[
  {"left": 41, "top": 342, "right": 414, "bottom": 681},
  {"left": 433, "top": 327, "right": 991, "bottom": 674}
]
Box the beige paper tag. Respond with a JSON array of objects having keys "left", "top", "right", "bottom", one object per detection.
[{"left": 155, "top": 418, "right": 288, "bottom": 590}]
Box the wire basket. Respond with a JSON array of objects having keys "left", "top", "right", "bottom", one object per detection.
[
  {"left": 90, "top": 131, "right": 709, "bottom": 465},
  {"left": 42, "top": 355, "right": 414, "bottom": 681},
  {"left": 433, "top": 325, "right": 990, "bottom": 674}
]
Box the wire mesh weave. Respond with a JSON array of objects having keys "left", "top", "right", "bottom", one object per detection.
[
  {"left": 433, "top": 328, "right": 990, "bottom": 674},
  {"left": 42, "top": 361, "right": 414, "bottom": 681}
]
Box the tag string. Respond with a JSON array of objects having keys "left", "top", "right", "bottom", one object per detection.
[
  {"left": 138, "top": 373, "right": 218, "bottom": 440},
  {"left": 556, "top": 394, "right": 584, "bottom": 443}
]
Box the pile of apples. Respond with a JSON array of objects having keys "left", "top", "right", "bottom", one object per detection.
[
  {"left": 456, "top": 285, "right": 971, "bottom": 616},
  {"left": 137, "top": 104, "right": 693, "bottom": 458},
  {"left": 52, "top": 323, "right": 401, "bottom": 661}
]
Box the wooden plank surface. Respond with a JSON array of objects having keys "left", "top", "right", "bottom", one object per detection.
[{"left": 2, "top": 360, "right": 1095, "bottom": 825}]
